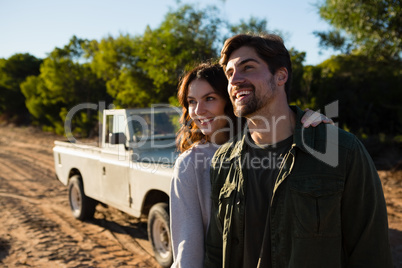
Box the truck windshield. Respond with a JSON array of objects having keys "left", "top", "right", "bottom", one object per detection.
[{"left": 127, "top": 108, "right": 181, "bottom": 140}]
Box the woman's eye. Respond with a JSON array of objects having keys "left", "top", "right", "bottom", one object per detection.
[
  {"left": 206, "top": 96, "right": 215, "bottom": 101},
  {"left": 188, "top": 100, "right": 196, "bottom": 105}
]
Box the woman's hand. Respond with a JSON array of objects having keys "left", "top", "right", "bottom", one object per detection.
[{"left": 301, "top": 108, "right": 335, "bottom": 128}]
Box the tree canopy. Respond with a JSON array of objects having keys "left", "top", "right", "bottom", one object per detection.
[
  {"left": 0, "top": 54, "right": 42, "bottom": 123},
  {"left": 315, "top": 0, "right": 402, "bottom": 60},
  {"left": 21, "top": 37, "right": 109, "bottom": 135},
  {"left": 0, "top": 2, "right": 400, "bottom": 144},
  {"left": 86, "top": 5, "right": 224, "bottom": 108}
]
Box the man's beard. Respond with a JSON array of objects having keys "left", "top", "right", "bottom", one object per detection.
[{"left": 232, "top": 77, "right": 276, "bottom": 117}]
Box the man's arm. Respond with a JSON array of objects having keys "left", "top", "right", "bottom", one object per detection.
[{"left": 341, "top": 137, "right": 393, "bottom": 267}]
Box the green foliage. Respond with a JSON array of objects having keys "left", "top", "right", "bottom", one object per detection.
[
  {"left": 288, "top": 49, "right": 308, "bottom": 103},
  {"left": 0, "top": 54, "right": 42, "bottom": 123},
  {"left": 1, "top": 2, "right": 399, "bottom": 143},
  {"left": 315, "top": 0, "right": 402, "bottom": 60},
  {"left": 139, "top": 5, "right": 221, "bottom": 82},
  {"left": 87, "top": 5, "right": 223, "bottom": 108},
  {"left": 21, "top": 36, "right": 109, "bottom": 135},
  {"left": 304, "top": 54, "right": 402, "bottom": 135},
  {"left": 85, "top": 35, "right": 139, "bottom": 82},
  {"left": 134, "top": 4, "right": 222, "bottom": 105},
  {"left": 314, "top": 30, "right": 350, "bottom": 54},
  {"left": 229, "top": 17, "right": 269, "bottom": 35},
  {"left": 394, "top": 135, "right": 402, "bottom": 144},
  {"left": 84, "top": 35, "right": 147, "bottom": 108}
]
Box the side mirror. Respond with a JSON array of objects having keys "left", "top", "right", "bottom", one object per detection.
[{"left": 109, "top": 132, "right": 126, "bottom": 145}]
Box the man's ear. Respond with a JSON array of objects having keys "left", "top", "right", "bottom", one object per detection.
[{"left": 275, "top": 67, "right": 288, "bottom": 86}]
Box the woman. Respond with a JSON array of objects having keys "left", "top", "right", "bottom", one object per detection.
[{"left": 169, "top": 63, "right": 331, "bottom": 268}]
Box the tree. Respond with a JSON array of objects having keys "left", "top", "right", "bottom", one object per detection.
[
  {"left": 85, "top": 34, "right": 155, "bottom": 108},
  {"left": 229, "top": 16, "right": 270, "bottom": 36},
  {"left": 304, "top": 54, "right": 402, "bottom": 135},
  {"left": 314, "top": 0, "right": 402, "bottom": 60},
  {"left": 288, "top": 49, "right": 309, "bottom": 104},
  {"left": 86, "top": 4, "right": 223, "bottom": 108},
  {"left": 0, "top": 53, "right": 42, "bottom": 123},
  {"left": 135, "top": 4, "right": 222, "bottom": 106},
  {"left": 12, "top": 4, "right": 317, "bottom": 138},
  {"left": 21, "top": 36, "right": 109, "bottom": 135}
]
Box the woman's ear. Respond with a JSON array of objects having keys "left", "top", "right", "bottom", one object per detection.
[{"left": 275, "top": 67, "right": 288, "bottom": 86}]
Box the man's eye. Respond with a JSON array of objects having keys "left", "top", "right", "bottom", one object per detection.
[
  {"left": 206, "top": 96, "right": 215, "bottom": 101},
  {"left": 244, "top": 65, "right": 253, "bottom": 70}
]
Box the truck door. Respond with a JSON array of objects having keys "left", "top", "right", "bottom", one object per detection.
[{"left": 100, "top": 113, "right": 131, "bottom": 209}]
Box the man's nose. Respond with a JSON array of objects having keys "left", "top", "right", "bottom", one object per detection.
[{"left": 230, "top": 69, "right": 245, "bottom": 85}]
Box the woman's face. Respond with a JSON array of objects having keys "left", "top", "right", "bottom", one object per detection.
[{"left": 187, "top": 78, "right": 229, "bottom": 145}]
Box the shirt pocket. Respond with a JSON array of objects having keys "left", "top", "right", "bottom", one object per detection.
[
  {"left": 289, "top": 176, "right": 344, "bottom": 238},
  {"left": 217, "top": 183, "right": 237, "bottom": 234}
]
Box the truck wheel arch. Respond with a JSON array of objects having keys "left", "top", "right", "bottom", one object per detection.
[
  {"left": 141, "top": 190, "right": 169, "bottom": 216},
  {"left": 68, "top": 168, "right": 81, "bottom": 183}
]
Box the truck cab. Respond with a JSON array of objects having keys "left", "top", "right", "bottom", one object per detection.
[{"left": 53, "top": 106, "right": 181, "bottom": 267}]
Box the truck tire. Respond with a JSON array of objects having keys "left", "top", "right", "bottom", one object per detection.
[
  {"left": 68, "top": 175, "right": 97, "bottom": 220},
  {"left": 147, "top": 202, "right": 173, "bottom": 267}
]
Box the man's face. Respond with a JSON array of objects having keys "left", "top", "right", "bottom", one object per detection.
[{"left": 225, "top": 46, "right": 276, "bottom": 117}]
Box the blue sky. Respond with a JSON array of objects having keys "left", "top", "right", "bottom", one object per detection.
[{"left": 0, "top": 0, "right": 336, "bottom": 65}]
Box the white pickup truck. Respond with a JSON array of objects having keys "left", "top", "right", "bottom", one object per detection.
[{"left": 53, "top": 106, "right": 181, "bottom": 267}]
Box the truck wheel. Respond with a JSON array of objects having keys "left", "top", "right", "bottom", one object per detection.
[
  {"left": 68, "top": 175, "right": 97, "bottom": 220},
  {"left": 147, "top": 202, "right": 173, "bottom": 267}
]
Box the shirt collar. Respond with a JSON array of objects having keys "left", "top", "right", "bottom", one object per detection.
[{"left": 228, "top": 106, "right": 315, "bottom": 159}]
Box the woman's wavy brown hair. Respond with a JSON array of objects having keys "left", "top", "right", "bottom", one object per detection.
[{"left": 176, "top": 63, "right": 238, "bottom": 153}]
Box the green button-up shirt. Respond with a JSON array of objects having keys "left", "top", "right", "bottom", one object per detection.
[{"left": 204, "top": 106, "right": 393, "bottom": 268}]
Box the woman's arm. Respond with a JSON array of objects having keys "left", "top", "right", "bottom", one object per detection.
[{"left": 170, "top": 154, "right": 206, "bottom": 268}]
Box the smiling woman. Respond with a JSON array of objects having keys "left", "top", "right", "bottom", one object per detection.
[
  {"left": 170, "top": 63, "right": 240, "bottom": 268},
  {"left": 187, "top": 79, "right": 229, "bottom": 145},
  {"left": 175, "top": 63, "right": 239, "bottom": 153}
]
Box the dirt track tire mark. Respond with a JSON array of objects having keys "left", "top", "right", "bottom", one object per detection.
[
  {"left": 0, "top": 190, "right": 158, "bottom": 267},
  {"left": 0, "top": 126, "right": 160, "bottom": 267}
]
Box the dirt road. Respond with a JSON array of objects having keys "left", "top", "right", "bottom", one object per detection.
[
  {"left": 0, "top": 125, "right": 401, "bottom": 267},
  {"left": 0, "top": 126, "right": 161, "bottom": 267}
]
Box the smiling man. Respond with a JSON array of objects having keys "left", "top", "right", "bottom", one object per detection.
[{"left": 204, "top": 34, "right": 393, "bottom": 268}]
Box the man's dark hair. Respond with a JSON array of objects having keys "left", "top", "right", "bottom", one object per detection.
[{"left": 219, "top": 33, "right": 293, "bottom": 100}]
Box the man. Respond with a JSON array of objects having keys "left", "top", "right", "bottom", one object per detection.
[{"left": 204, "top": 34, "right": 393, "bottom": 268}]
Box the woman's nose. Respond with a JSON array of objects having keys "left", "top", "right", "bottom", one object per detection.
[{"left": 195, "top": 101, "right": 206, "bottom": 115}]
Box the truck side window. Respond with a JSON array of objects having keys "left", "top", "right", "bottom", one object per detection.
[
  {"left": 153, "top": 113, "right": 173, "bottom": 135},
  {"left": 131, "top": 114, "right": 151, "bottom": 138}
]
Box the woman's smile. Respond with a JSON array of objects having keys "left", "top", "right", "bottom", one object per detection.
[{"left": 187, "top": 78, "right": 229, "bottom": 144}]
